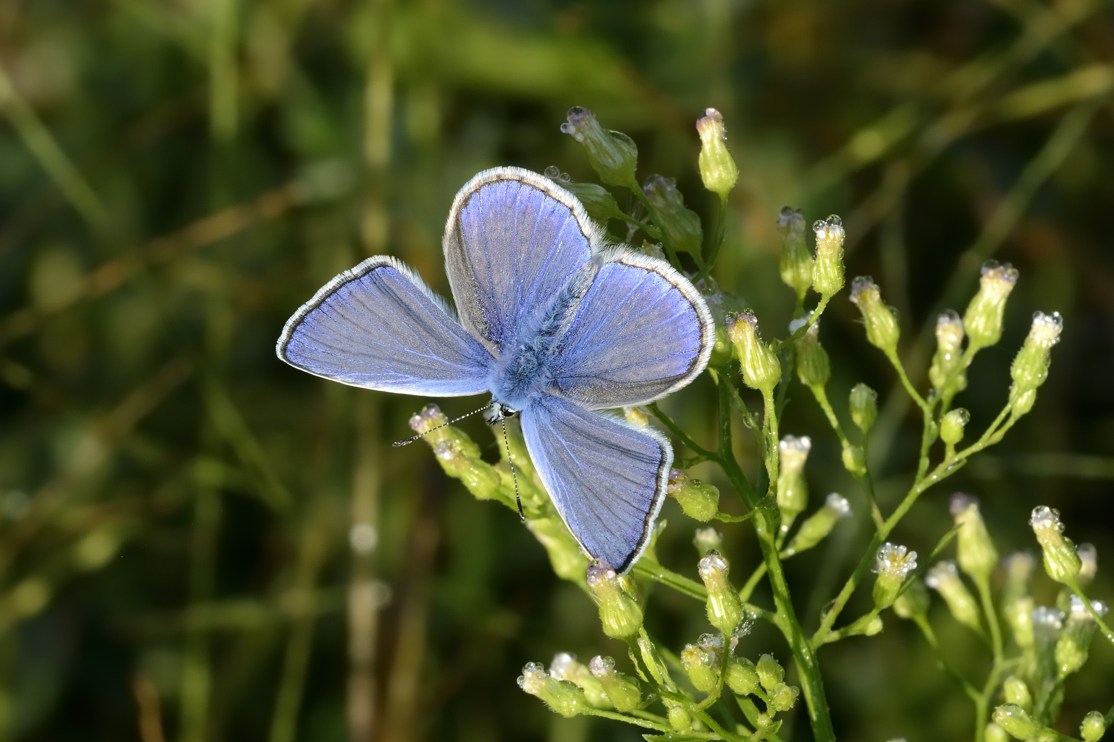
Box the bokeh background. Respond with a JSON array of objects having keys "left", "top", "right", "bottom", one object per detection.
[{"left": 1, "top": 0, "right": 1112, "bottom": 740}]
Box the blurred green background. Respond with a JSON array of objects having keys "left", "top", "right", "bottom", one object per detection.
[{"left": 1, "top": 0, "right": 1112, "bottom": 739}]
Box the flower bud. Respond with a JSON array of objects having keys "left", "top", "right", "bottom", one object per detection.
[
  {"left": 1081, "top": 711, "right": 1106, "bottom": 742},
  {"left": 963, "top": 261, "right": 1019, "bottom": 351},
  {"left": 849, "top": 383, "right": 878, "bottom": 434},
  {"left": 1002, "top": 675, "right": 1032, "bottom": 710},
  {"left": 668, "top": 469, "right": 720, "bottom": 522},
  {"left": 665, "top": 701, "right": 692, "bottom": 732},
  {"left": 681, "top": 637, "right": 722, "bottom": 693},
  {"left": 550, "top": 653, "right": 610, "bottom": 708},
  {"left": 1077, "top": 543, "right": 1097, "bottom": 586},
  {"left": 1008, "top": 312, "right": 1063, "bottom": 416},
  {"left": 778, "top": 207, "right": 813, "bottom": 299},
  {"left": 526, "top": 517, "right": 588, "bottom": 581},
  {"left": 693, "top": 527, "right": 722, "bottom": 556},
  {"left": 696, "top": 108, "right": 739, "bottom": 200},
  {"left": 1029, "top": 506, "right": 1082, "bottom": 585},
  {"left": 940, "top": 409, "right": 970, "bottom": 448},
  {"left": 992, "top": 704, "right": 1042, "bottom": 740},
  {"left": 873, "top": 543, "right": 919, "bottom": 610},
  {"left": 929, "top": 310, "right": 967, "bottom": 393},
  {"left": 812, "top": 216, "right": 846, "bottom": 297},
  {"left": 985, "top": 722, "right": 1011, "bottom": 742},
  {"left": 1032, "top": 606, "right": 1065, "bottom": 673},
  {"left": 1056, "top": 596, "right": 1107, "bottom": 678},
  {"left": 643, "top": 175, "right": 703, "bottom": 257},
  {"left": 726, "top": 656, "right": 761, "bottom": 696},
  {"left": 841, "top": 444, "right": 867, "bottom": 477},
  {"left": 893, "top": 578, "right": 930, "bottom": 620},
  {"left": 950, "top": 494, "right": 998, "bottom": 583},
  {"left": 794, "top": 321, "right": 830, "bottom": 388},
  {"left": 698, "top": 552, "right": 744, "bottom": 634},
  {"left": 588, "top": 656, "right": 642, "bottom": 712},
  {"left": 776, "top": 436, "right": 811, "bottom": 525},
  {"left": 755, "top": 654, "right": 784, "bottom": 691},
  {"left": 558, "top": 178, "right": 627, "bottom": 224},
  {"left": 517, "top": 662, "right": 586, "bottom": 717},
  {"left": 767, "top": 683, "right": 800, "bottom": 713},
  {"left": 560, "top": 107, "right": 638, "bottom": 188},
  {"left": 586, "top": 563, "right": 643, "bottom": 639},
  {"left": 1001, "top": 552, "right": 1035, "bottom": 606},
  {"left": 850, "top": 277, "right": 901, "bottom": 354},
  {"left": 726, "top": 312, "right": 781, "bottom": 394},
  {"left": 784, "top": 493, "right": 851, "bottom": 556},
  {"left": 925, "top": 561, "right": 982, "bottom": 632},
  {"left": 1005, "top": 596, "right": 1036, "bottom": 649}
]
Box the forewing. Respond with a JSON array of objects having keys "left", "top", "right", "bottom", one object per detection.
[
  {"left": 443, "top": 167, "right": 597, "bottom": 351},
  {"left": 277, "top": 256, "right": 493, "bottom": 396},
  {"left": 549, "top": 251, "right": 714, "bottom": 408},
  {"left": 520, "top": 396, "right": 670, "bottom": 573}
]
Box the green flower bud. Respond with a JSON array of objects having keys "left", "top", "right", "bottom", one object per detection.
[
  {"left": 873, "top": 543, "right": 919, "bottom": 610},
  {"left": 1030, "top": 506, "right": 1082, "bottom": 585},
  {"left": 776, "top": 435, "right": 811, "bottom": 525},
  {"left": 1081, "top": 710, "right": 1106, "bottom": 742},
  {"left": 1008, "top": 311, "right": 1063, "bottom": 416},
  {"left": 560, "top": 106, "right": 638, "bottom": 188},
  {"left": 849, "top": 383, "right": 878, "bottom": 434},
  {"left": 1077, "top": 543, "right": 1098, "bottom": 587},
  {"left": 893, "top": 577, "right": 930, "bottom": 620},
  {"left": 755, "top": 654, "right": 785, "bottom": 692},
  {"left": 696, "top": 108, "right": 740, "bottom": 200},
  {"left": 588, "top": 656, "right": 642, "bottom": 712},
  {"left": 586, "top": 563, "right": 643, "bottom": 639},
  {"left": 794, "top": 321, "right": 830, "bottom": 388},
  {"left": 985, "top": 722, "right": 1011, "bottom": 742},
  {"left": 940, "top": 409, "right": 970, "bottom": 448},
  {"left": 812, "top": 216, "right": 846, "bottom": 297},
  {"left": 784, "top": 493, "right": 851, "bottom": 556},
  {"left": 668, "top": 469, "right": 720, "bottom": 522},
  {"left": 963, "top": 261, "right": 1019, "bottom": 351},
  {"left": 926, "top": 561, "right": 982, "bottom": 633},
  {"left": 549, "top": 653, "right": 611, "bottom": 708},
  {"left": 726, "top": 312, "right": 781, "bottom": 394},
  {"left": 517, "top": 662, "right": 586, "bottom": 717},
  {"left": 929, "top": 310, "right": 967, "bottom": 394},
  {"left": 850, "top": 277, "right": 901, "bottom": 354},
  {"left": 841, "top": 444, "right": 867, "bottom": 477},
  {"left": 992, "top": 704, "right": 1041, "bottom": 740},
  {"left": 1002, "top": 675, "right": 1032, "bottom": 711},
  {"left": 666, "top": 701, "right": 692, "bottom": 732},
  {"left": 698, "top": 552, "right": 744, "bottom": 634},
  {"left": 552, "top": 175, "right": 627, "bottom": 224},
  {"left": 693, "top": 527, "right": 723, "bottom": 556},
  {"left": 1006, "top": 595, "right": 1036, "bottom": 650},
  {"left": 643, "top": 174, "right": 703, "bottom": 257},
  {"left": 778, "top": 207, "right": 813, "bottom": 299},
  {"left": 526, "top": 517, "right": 589, "bottom": 582},
  {"left": 681, "top": 635, "right": 722, "bottom": 693},
  {"left": 950, "top": 494, "right": 998, "bottom": 583},
  {"left": 1001, "top": 552, "right": 1035, "bottom": 607},
  {"left": 1032, "top": 606, "right": 1065, "bottom": 674},
  {"left": 1056, "top": 596, "right": 1107, "bottom": 679},
  {"left": 725, "top": 656, "right": 760, "bottom": 696},
  {"left": 768, "top": 683, "right": 800, "bottom": 713}
]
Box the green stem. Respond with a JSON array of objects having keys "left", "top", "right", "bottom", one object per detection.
[{"left": 975, "top": 578, "right": 1004, "bottom": 663}]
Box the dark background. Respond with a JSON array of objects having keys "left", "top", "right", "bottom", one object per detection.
[{"left": 1, "top": 0, "right": 1112, "bottom": 739}]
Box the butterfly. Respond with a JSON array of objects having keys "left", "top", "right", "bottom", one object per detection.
[{"left": 277, "top": 167, "right": 713, "bottom": 572}]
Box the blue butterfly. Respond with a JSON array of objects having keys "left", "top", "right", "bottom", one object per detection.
[{"left": 277, "top": 167, "right": 713, "bottom": 572}]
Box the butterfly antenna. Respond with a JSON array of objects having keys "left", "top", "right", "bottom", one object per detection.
[
  {"left": 391, "top": 404, "right": 493, "bottom": 447},
  {"left": 500, "top": 415, "right": 524, "bottom": 521}
]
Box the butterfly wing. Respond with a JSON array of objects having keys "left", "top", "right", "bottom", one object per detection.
[
  {"left": 443, "top": 167, "right": 598, "bottom": 352},
  {"left": 277, "top": 256, "right": 493, "bottom": 396},
  {"left": 549, "top": 251, "right": 714, "bottom": 409},
  {"left": 520, "top": 395, "right": 671, "bottom": 573}
]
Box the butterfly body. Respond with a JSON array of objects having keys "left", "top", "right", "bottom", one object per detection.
[{"left": 279, "top": 167, "right": 714, "bottom": 572}]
